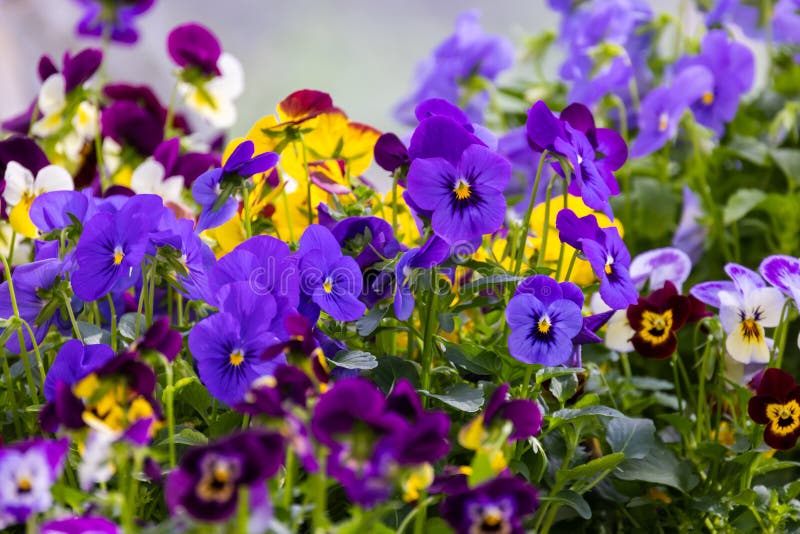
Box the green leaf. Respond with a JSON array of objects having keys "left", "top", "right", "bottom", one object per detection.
[
  {"left": 629, "top": 376, "right": 674, "bottom": 391},
  {"left": 459, "top": 274, "right": 524, "bottom": 293},
  {"left": 771, "top": 148, "right": 800, "bottom": 184},
  {"left": 753, "top": 459, "right": 800, "bottom": 477},
  {"left": 158, "top": 428, "right": 208, "bottom": 447},
  {"left": 563, "top": 452, "right": 625, "bottom": 481},
  {"left": 118, "top": 312, "right": 145, "bottom": 341},
  {"left": 78, "top": 321, "right": 110, "bottom": 345},
  {"left": 442, "top": 342, "right": 501, "bottom": 375},
  {"left": 728, "top": 135, "right": 769, "bottom": 166},
  {"left": 541, "top": 490, "right": 591, "bottom": 520},
  {"left": 468, "top": 451, "right": 496, "bottom": 487},
  {"left": 605, "top": 417, "right": 656, "bottom": 459},
  {"left": 332, "top": 350, "right": 378, "bottom": 370},
  {"left": 552, "top": 405, "right": 624, "bottom": 422},
  {"left": 614, "top": 443, "right": 699, "bottom": 491},
  {"left": 369, "top": 355, "right": 419, "bottom": 391},
  {"left": 723, "top": 189, "right": 766, "bottom": 225},
  {"left": 536, "top": 366, "right": 585, "bottom": 384},
  {"left": 421, "top": 383, "right": 484, "bottom": 412},
  {"left": 549, "top": 373, "right": 579, "bottom": 403},
  {"left": 356, "top": 306, "right": 387, "bottom": 337}
]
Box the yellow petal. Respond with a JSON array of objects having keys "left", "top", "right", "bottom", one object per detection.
[
  {"left": 458, "top": 415, "right": 486, "bottom": 451},
  {"left": 9, "top": 196, "right": 38, "bottom": 238}
]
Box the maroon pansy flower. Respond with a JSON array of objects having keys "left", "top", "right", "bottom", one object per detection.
[{"left": 748, "top": 368, "right": 800, "bottom": 450}]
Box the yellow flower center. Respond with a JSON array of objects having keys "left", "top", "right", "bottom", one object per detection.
[
  {"left": 197, "top": 458, "right": 237, "bottom": 503},
  {"left": 740, "top": 318, "right": 762, "bottom": 342},
  {"left": 639, "top": 309, "right": 674, "bottom": 345},
  {"left": 537, "top": 317, "right": 552, "bottom": 334},
  {"left": 453, "top": 179, "right": 472, "bottom": 200},
  {"left": 766, "top": 400, "right": 800, "bottom": 436},
  {"left": 702, "top": 91, "right": 714, "bottom": 105},
  {"left": 323, "top": 277, "right": 333, "bottom": 294},
  {"left": 483, "top": 510, "right": 502, "bottom": 527},
  {"left": 113, "top": 246, "right": 125, "bottom": 265},
  {"left": 229, "top": 349, "right": 244, "bottom": 367},
  {"left": 658, "top": 112, "right": 669, "bottom": 132},
  {"left": 17, "top": 477, "right": 32, "bottom": 493}
]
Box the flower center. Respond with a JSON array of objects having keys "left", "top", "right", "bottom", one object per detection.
[
  {"left": 537, "top": 317, "right": 552, "bottom": 334},
  {"left": 478, "top": 505, "right": 508, "bottom": 532},
  {"left": 766, "top": 400, "right": 800, "bottom": 436},
  {"left": 453, "top": 178, "right": 472, "bottom": 200},
  {"left": 197, "top": 457, "right": 238, "bottom": 503},
  {"left": 658, "top": 112, "right": 669, "bottom": 132},
  {"left": 323, "top": 276, "right": 334, "bottom": 294},
  {"left": 229, "top": 349, "right": 245, "bottom": 366},
  {"left": 740, "top": 318, "right": 762, "bottom": 343},
  {"left": 604, "top": 255, "right": 614, "bottom": 276},
  {"left": 702, "top": 91, "right": 714, "bottom": 105},
  {"left": 17, "top": 476, "right": 32, "bottom": 494},
  {"left": 113, "top": 246, "right": 125, "bottom": 265},
  {"left": 639, "top": 309, "right": 674, "bottom": 345},
  {"left": 577, "top": 154, "right": 584, "bottom": 165}
]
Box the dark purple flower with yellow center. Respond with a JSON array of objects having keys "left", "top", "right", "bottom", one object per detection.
[
  {"left": 73, "top": 0, "right": 154, "bottom": 44},
  {"left": 748, "top": 368, "right": 800, "bottom": 450},
  {"left": 188, "top": 282, "right": 283, "bottom": 406},
  {"left": 297, "top": 225, "right": 366, "bottom": 322},
  {"left": 165, "top": 431, "right": 283, "bottom": 523},
  {"left": 505, "top": 275, "right": 584, "bottom": 366},
  {"left": 72, "top": 194, "right": 164, "bottom": 302},
  {"left": 406, "top": 144, "right": 511, "bottom": 244},
  {"left": 440, "top": 475, "right": 539, "bottom": 534},
  {"left": 627, "top": 281, "right": 706, "bottom": 359}
]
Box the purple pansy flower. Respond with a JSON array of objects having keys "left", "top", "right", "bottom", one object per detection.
[
  {"left": 188, "top": 282, "right": 283, "bottom": 406},
  {"left": 167, "top": 23, "right": 223, "bottom": 76},
  {"left": 406, "top": 144, "right": 510, "bottom": 244},
  {"left": 484, "top": 384, "right": 543, "bottom": 441},
  {"left": 44, "top": 340, "right": 115, "bottom": 402},
  {"left": 676, "top": 30, "right": 754, "bottom": 136},
  {"left": 41, "top": 516, "right": 119, "bottom": 534},
  {"left": 630, "top": 65, "right": 714, "bottom": 158},
  {"left": 30, "top": 190, "right": 94, "bottom": 234},
  {"left": 296, "top": 225, "right": 366, "bottom": 322},
  {"left": 505, "top": 275, "right": 584, "bottom": 365},
  {"left": 165, "top": 431, "right": 283, "bottom": 524},
  {"left": 394, "top": 10, "right": 514, "bottom": 125},
  {"left": 0, "top": 438, "right": 69, "bottom": 528},
  {"left": 556, "top": 209, "right": 638, "bottom": 309},
  {"left": 439, "top": 475, "right": 539, "bottom": 534},
  {"left": 629, "top": 247, "right": 692, "bottom": 293},
  {"left": 374, "top": 133, "right": 410, "bottom": 174},
  {"left": 73, "top": 0, "right": 154, "bottom": 44},
  {"left": 760, "top": 255, "right": 800, "bottom": 308},
  {"left": 192, "top": 140, "right": 278, "bottom": 231},
  {"left": 394, "top": 235, "right": 450, "bottom": 321},
  {"left": 72, "top": 194, "right": 164, "bottom": 302}
]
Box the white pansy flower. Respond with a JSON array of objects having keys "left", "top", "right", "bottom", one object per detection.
[
  {"left": 3, "top": 161, "right": 74, "bottom": 237},
  {"left": 31, "top": 74, "right": 67, "bottom": 137},
  {"left": 179, "top": 52, "right": 244, "bottom": 129},
  {"left": 130, "top": 158, "right": 186, "bottom": 206}
]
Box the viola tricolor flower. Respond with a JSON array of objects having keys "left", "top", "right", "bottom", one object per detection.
[
  {"left": 406, "top": 144, "right": 511, "bottom": 244},
  {"left": 3, "top": 162, "right": 74, "bottom": 238},
  {"left": 73, "top": 0, "right": 154, "bottom": 44},
  {"left": 759, "top": 255, "right": 800, "bottom": 309},
  {"left": 0, "top": 438, "right": 69, "bottom": 527},
  {"left": 166, "top": 431, "right": 284, "bottom": 524},
  {"left": 748, "top": 368, "right": 800, "bottom": 450},
  {"left": 556, "top": 209, "right": 638, "bottom": 309},
  {"left": 629, "top": 247, "right": 692, "bottom": 292},
  {"left": 439, "top": 474, "right": 539, "bottom": 534},
  {"left": 505, "top": 275, "right": 584, "bottom": 366},
  {"left": 297, "top": 225, "right": 366, "bottom": 322},
  {"left": 626, "top": 281, "right": 707, "bottom": 359},
  {"left": 692, "top": 264, "right": 785, "bottom": 364}
]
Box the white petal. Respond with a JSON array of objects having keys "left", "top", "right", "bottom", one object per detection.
[
  {"left": 161, "top": 175, "right": 186, "bottom": 204},
  {"left": 34, "top": 165, "right": 73, "bottom": 194},
  {"left": 604, "top": 310, "right": 634, "bottom": 353},
  {"left": 38, "top": 74, "right": 66, "bottom": 116},
  {"left": 725, "top": 326, "right": 769, "bottom": 364},
  {"left": 718, "top": 291, "right": 743, "bottom": 333},
  {"left": 130, "top": 159, "right": 166, "bottom": 194},
  {"left": 214, "top": 52, "right": 244, "bottom": 99},
  {"left": 3, "top": 161, "right": 34, "bottom": 207},
  {"left": 57, "top": 132, "right": 84, "bottom": 163},
  {"left": 746, "top": 287, "right": 786, "bottom": 327},
  {"left": 72, "top": 101, "right": 98, "bottom": 139},
  {"left": 31, "top": 113, "right": 63, "bottom": 137},
  {"left": 102, "top": 138, "right": 122, "bottom": 174}
]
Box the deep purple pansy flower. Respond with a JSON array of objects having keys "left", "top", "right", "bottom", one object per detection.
[
  {"left": 406, "top": 144, "right": 510, "bottom": 244},
  {"left": 506, "top": 275, "right": 584, "bottom": 365},
  {"left": 73, "top": 0, "right": 154, "bottom": 44},
  {"left": 484, "top": 384, "right": 542, "bottom": 441},
  {"left": 374, "top": 133, "right": 410, "bottom": 174},
  {"left": 193, "top": 140, "right": 278, "bottom": 231},
  {"left": 296, "top": 224, "right": 366, "bottom": 322},
  {"left": 167, "top": 23, "right": 223, "bottom": 76},
  {"left": 440, "top": 474, "right": 539, "bottom": 534},
  {"left": 165, "top": 431, "right": 283, "bottom": 523},
  {"left": 40, "top": 516, "right": 119, "bottom": 534}
]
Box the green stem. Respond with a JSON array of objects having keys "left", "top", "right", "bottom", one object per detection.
[
  {"left": 311, "top": 453, "right": 328, "bottom": 532},
  {"left": 163, "top": 80, "right": 179, "bottom": 139},
  {"left": 237, "top": 486, "right": 250, "bottom": 534},
  {"left": 145, "top": 264, "right": 156, "bottom": 329},
  {"left": 1, "top": 255, "right": 39, "bottom": 403},
  {"left": 391, "top": 169, "right": 400, "bottom": 230},
  {"left": 695, "top": 341, "right": 713, "bottom": 443},
  {"left": 242, "top": 184, "right": 253, "bottom": 238},
  {"left": 770, "top": 299, "right": 792, "bottom": 369},
  {"left": 298, "top": 137, "right": 314, "bottom": 225},
  {"left": 537, "top": 176, "right": 558, "bottom": 269},
  {"left": 283, "top": 449, "right": 296, "bottom": 511},
  {"left": 7, "top": 230, "right": 16, "bottom": 266},
  {"left": 62, "top": 292, "right": 83, "bottom": 341},
  {"left": 176, "top": 292, "right": 184, "bottom": 328},
  {"left": 412, "top": 491, "right": 429, "bottom": 534},
  {"left": 2, "top": 348, "right": 21, "bottom": 436},
  {"left": 420, "top": 272, "right": 440, "bottom": 405},
  {"left": 555, "top": 187, "right": 569, "bottom": 279},
  {"left": 514, "top": 151, "right": 548, "bottom": 275},
  {"left": 135, "top": 263, "right": 148, "bottom": 339},
  {"left": 107, "top": 293, "right": 117, "bottom": 352},
  {"left": 563, "top": 251, "right": 579, "bottom": 282},
  {"left": 164, "top": 358, "right": 176, "bottom": 467}
]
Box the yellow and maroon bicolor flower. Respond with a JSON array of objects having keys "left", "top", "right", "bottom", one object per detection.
[
  {"left": 626, "top": 281, "right": 709, "bottom": 359},
  {"left": 748, "top": 368, "right": 800, "bottom": 450}
]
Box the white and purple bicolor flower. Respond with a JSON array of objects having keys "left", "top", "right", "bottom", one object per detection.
[{"left": 692, "top": 263, "right": 785, "bottom": 364}]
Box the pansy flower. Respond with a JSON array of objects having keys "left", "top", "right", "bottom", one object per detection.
[
  {"left": 73, "top": 0, "right": 154, "bottom": 44},
  {"left": 692, "top": 263, "right": 785, "bottom": 364},
  {"left": 406, "top": 144, "right": 511, "bottom": 244},
  {"left": 439, "top": 474, "right": 539, "bottom": 534},
  {"left": 629, "top": 247, "right": 693, "bottom": 293},
  {"left": 166, "top": 431, "right": 284, "bottom": 524},
  {"left": 296, "top": 224, "right": 366, "bottom": 322},
  {"left": 748, "top": 368, "right": 800, "bottom": 450},
  {"left": 189, "top": 282, "right": 283, "bottom": 406},
  {"left": 556, "top": 208, "right": 638, "bottom": 309},
  {"left": 505, "top": 275, "right": 584, "bottom": 366},
  {"left": 374, "top": 132, "right": 410, "bottom": 174},
  {"left": 393, "top": 235, "right": 450, "bottom": 321},
  {"left": 759, "top": 255, "right": 800, "bottom": 309},
  {"left": 625, "top": 281, "right": 707, "bottom": 359},
  {"left": 40, "top": 516, "right": 119, "bottom": 534},
  {"left": 44, "top": 340, "right": 116, "bottom": 402},
  {"left": 3, "top": 162, "right": 74, "bottom": 238},
  {"left": 0, "top": 438, "right": 69, "bottom": 528},
  {"left": 630, "top": 65, "right": 714, "bottom": 158}
]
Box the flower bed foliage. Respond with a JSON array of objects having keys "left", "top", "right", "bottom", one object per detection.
[{"left": 0, "top": 1, "right": 799, "bottom": 532}]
